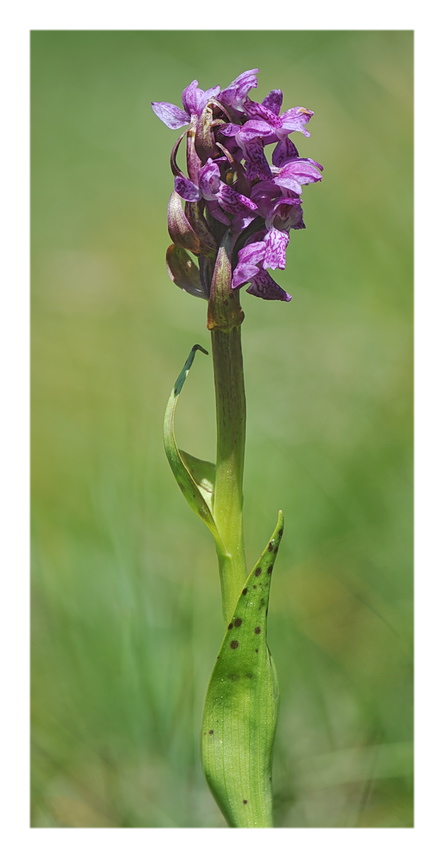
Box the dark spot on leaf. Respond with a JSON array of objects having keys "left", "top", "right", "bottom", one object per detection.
[
  {"left": 255, "top": 649, "right": 259, "bottom": 653},
  {"left": 255, "top": 567, "right": 262, "bottom": 577},
  {"left": 246, "top": 672, "right": 253, "bottom": 679},
  {"left": 278, "top": 528, "right": 283, "bottom": 538},
  {"left": 255, "top": 626, "right": 261, "bottom": 634},
  {"left": 228, "top": 622, "right": 233, "bottom": 630},
  {"left": 209, "top": 730, "right": 214, "bottom": 735},
  {"left": 267, "top": 542, "right": 273, "bottom": 552},
  {"left": 242, "top": 588, "right": 248, "bottom": 595},
  {"left": 267, "top": 565, "right": 273, "bottom": 574},
  {"left": 273, "top": 543, "right": 279, "bottom": 553},
  {"left": 234, "top": 617, "right": 242, "bottom": 627},
  {"left": 230, "top": 640, "right": 239, "bottom": 649},
  {"left": 253, "top": 585, "right": 257, "bottom": 589},
  {"left": 243, "top": 799, "right": 248, "bottom": 804}
]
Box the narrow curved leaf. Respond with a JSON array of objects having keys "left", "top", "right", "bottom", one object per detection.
[
  {"left": 163, "top": 345, "right": 222, "bottom": 545},
  {"left": 179, "top": 450, "right": 215, "bottom": 511},
  {"left": 201, "top": 511, "right": 284, "bottom": 827}
]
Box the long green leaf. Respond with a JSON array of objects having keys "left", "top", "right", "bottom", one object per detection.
[
  {"left": 163, "top": 345, "right": 221, "bottom": 544},
  {"left": 201, "top": 511, "right": 284, "bottom": 827}
]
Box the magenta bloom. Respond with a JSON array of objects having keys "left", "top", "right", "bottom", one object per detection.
[
  {"left": 152, "top": 69, "right": 323, "bottom": 302},
  {"left": 151, "top": 79, "right": 221, "bottom": 129}
]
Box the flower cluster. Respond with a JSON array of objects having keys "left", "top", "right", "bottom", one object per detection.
[{"left": 152, "top": 70, "right": 323, "bottom": 303}]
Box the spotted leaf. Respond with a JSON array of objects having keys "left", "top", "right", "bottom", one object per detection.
[{"left": 201, "top": 511, "right": 284, "bottom": 827}]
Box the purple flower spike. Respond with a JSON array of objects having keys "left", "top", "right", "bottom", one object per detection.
[{"left": 152, "top": 68, "right": 323, "bottom": 304}]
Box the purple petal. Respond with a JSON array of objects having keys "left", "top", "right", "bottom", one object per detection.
[
  {"left": 243, "top": 97, "right": 281, "bottom": 127},
  {"left": 280, "top": 107, "right": 314, "bottom": 136},
  {"left": 273, "top": 174, "right": 302, "bottom": 194},
  {"left": 244, "top": 138, "right": 272, "bottom": 181},
  {"left": 206, "top": 199, "right": 231, "bottom": 225},
  {"left": 263, "top": 227, "right": 289, "bottom": 270},
  {"left": 232, "top": 261, "right": 262, "bottom": 289},
  {"left": 174, "top": 175, "right": 201, "bottom": 202},
  {"left": 247, "top": 270, "right": 292, "bottom": 301},
  {"left": 269, "top": 197, "right": 305, "bottom": 231},
  {"left": 236, "top": 119, "right": 276, "bottom": 143},
  {"left": 182, "top": 80, "right": 221, "bottom": 116},
  {"left": 151, "top": 101, "right": 190, "bottom": 129},
  {"left": 181, "top": 80, "right": 201, "bottom": 115},
  {"left": 218, "top": 123, "right": 241, "bottom": 137},
  {"left": 250, "top": 179, "right": 282, "bottom": 202},
  {"left": 237, "top": 240, "right": 266, "bottom": 266},
  {"left": 217, "top": 183, "right": 258, "bottom": 216},
  {"left": 202, "top": 84, "right": 221, "bottom": 103},
  {"left": 298, "top": 157, "right": 324, "bottom": 172},
  {"left": 273, "top": 159, "right": 323, "bottom": 194},
  {"left": 272, "top": 136, "right": 300, "bottom": 167},
  {"left": 219, "top": 69, "right": 259, "bottom": 110},
  {"left": 261, "top": 90, "right": 283, "bottom": 116},
  {"left": 198, "top": 158, "right": 221, "bottom": 199},
  {"left": 249, "top": 182, "right": 282, "bottom": 219},
  {"left": 230, "top": 213, "right": 258, "bottom": 233},
  {"left": 280, "top": 159, "right": 323, "bottom": 183}
]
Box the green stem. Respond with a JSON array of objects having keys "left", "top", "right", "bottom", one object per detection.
[
  {"left": 202, "top": 236, "right": 279, "bottom": 828},
  {"left": 211, "top": 322, "right": 247, "bottom": 624}
]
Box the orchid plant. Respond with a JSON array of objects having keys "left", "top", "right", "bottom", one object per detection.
[{"left": 152, "top": 69, "right": 323, "bottom": 828}]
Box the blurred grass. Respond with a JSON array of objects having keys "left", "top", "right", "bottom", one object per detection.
[{"left": 31, "top": 30, "right": 413, "bottom": 827}]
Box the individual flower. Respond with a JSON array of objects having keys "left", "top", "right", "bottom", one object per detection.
[
  {"left": 231, "top": 229, "right": 293, "bottom": 301},
  {"left": 151, "top": 79, "right": 221, "bottom": 129},
  {"left": 174, "top": 158, "right": 258, "bottom": 223},
  {"left": 218, "top": 92, "right": 314, "bottom": 161},
  {"left": 151, "top": 69, "right": 259, "bottom": 130},
  {"left": 243, "top": 95, "right": 314, "bottom": 138},
  {"left": 270, "top": 157, "right": 323, "bottom": 194}
]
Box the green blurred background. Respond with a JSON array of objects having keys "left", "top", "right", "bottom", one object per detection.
[{"left": 31, "top": 30, "right": 413, "bottom": 827}]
